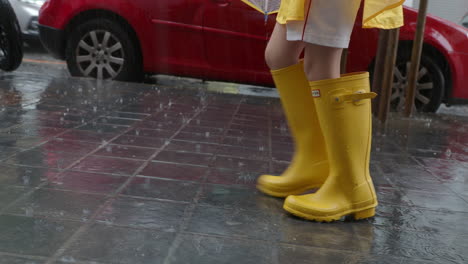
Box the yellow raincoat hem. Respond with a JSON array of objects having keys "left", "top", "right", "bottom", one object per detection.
[
  {"left": 363, "top": 0, "right": 405, "bottom": 29},
  {"left": 276, "top": 16, "right": 304, "bottom": 24}
]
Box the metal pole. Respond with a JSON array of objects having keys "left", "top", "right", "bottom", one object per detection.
[{"left": 404, "top": 0, "right": 429, "bottom": 117}]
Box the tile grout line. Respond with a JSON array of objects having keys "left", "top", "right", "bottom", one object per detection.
[
  {"left": 162, "top": 96, "right": 246, "bottom": 264},
  {"left": 43, "top": 94, "right": 208, "bottom": 264},
  {"left": 267, "top": 99, "right": 274, "bottom": 176},
  {"left": 0, "top": 251, "right": 49, "bottom": 262},
  {"left": 267, "top": 99, "right": 280, "bottom": 264}
]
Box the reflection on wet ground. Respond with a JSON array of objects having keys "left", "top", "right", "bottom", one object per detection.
[{"left": 0, "top": 72, "right": 467, "bottom": 264}]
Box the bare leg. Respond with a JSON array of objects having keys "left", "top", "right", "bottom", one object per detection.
[
  {"left": 265, "top": 23, "right": 305, "bottom": 70},
  {"left": 303, "top": 43, "right": 343, "bottom": 81}
]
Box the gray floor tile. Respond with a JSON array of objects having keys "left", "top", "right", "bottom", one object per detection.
[
  {"left": 96, "top": 197, "right": 187, "bottom": 231},
  {"left": 198, "top": 184, "right": 283, "bottom": 214},
  {"left": 60, "top": 223, "right": 175, "bottom": 264},
  {"left": 349, "top": 254, "right": 403, "bottom": 264},
  {"left": 165, "top": 234, "right": 274, "bottom": 264},
  {"left": 0, "top": 254, "right": 46, "bottom": 264},
  {"left": 43, "top": 171, "right": 129, "bottom": 195},
  {"left": 186, "top": 205, "right": 279, "bottom": 240},
  {"left": 0, "top": 215, "right": 80, "bottom": 257},
  {"left": 278, "top": 214, "right": 364, "bottom": 251},
  {"left": 367, "top": 225, "right": 464, "bottom": 263},
  {"left": 121, "top": 177, "right": 200, "bottom": 202},
  {"left": 0, "top": 186, "right": 30, "bottom": 210},
  {"left": 403, "top": 190, "right": 468, "bottom": 212},
  {"left": 7, "top": 189, "right": 106, "bottom": 221},
  {"left": 278, "top": 244, "right": 356, "bottom": 264},
  {"left": 0, "top": 164, "right": 59, "bottom": 187}
]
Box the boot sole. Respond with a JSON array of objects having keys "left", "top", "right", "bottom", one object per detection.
[
  {"left": 283, "top": 204, "right": 377, "bottom": 222},
  {"left": 256, "top": 184, "right": 321, "bottom": 198}
]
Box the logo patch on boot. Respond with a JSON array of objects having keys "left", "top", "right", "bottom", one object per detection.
[{"left": 312, "top": 89, "right": 321, "bottom": 98}]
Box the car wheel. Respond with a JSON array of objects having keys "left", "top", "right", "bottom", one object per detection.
[
  {"left": 391, "top": 54, "right": 445, "bottom": 113},
  {"left": 0, "top": 0, "right": 23, "bottom": 72},
  {"left": 66, "top": 19, "right": 142, "bottom": 81}
]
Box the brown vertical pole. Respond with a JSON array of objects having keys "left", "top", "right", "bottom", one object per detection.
[
  {"left": 404, "top": 0, "right": 429, "bottom": 117},
  {"left": 377, "top": 28, "right": 400, "bottom": 123},
  {"left": 372, "top": 30, "right": 389, "bottom": 116},
  {"left": 340, "top": 48, "right": 348, "bottom": 74}
]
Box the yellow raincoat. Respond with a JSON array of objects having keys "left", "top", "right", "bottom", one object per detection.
[{"left": 276, "top": 0, "right": 405, "bottom": 29}]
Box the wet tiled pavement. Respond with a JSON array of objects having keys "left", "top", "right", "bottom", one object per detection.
[{"left": 0, "top": 73, "right": 467, "bottom": 264}]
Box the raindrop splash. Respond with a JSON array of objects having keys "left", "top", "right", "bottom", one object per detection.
[{"left": 445, "top": 149, "right": 452, "bottom": 158}]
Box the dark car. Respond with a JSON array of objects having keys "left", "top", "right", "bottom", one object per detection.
[{"left": 0, "top": 0, "right": 23, "bottom": 71}]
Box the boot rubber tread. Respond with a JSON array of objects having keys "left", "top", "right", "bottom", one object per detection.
[{"left": 283, "top": 203, "right": 377, "bottom": 222}]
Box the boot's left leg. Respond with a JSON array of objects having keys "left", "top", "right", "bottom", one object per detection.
[{"left": 257, "top": 61, "right": 328, "bottom": 197}]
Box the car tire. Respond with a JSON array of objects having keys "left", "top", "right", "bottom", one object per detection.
[
  {"left": 0, "top": 0, "right": 23, "bottom": 72},
  {"left": 66, "top": 18, "right": 143, "bottom": 82},
  {"left": 391, "top": 50, "right": 445, "bottom": 113}
]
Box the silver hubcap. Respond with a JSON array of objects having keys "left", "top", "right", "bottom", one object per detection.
[
  {"left": 391, "top": 62, "right": 434, "bottom": 111},
  {"left": 75, "top": 30, "right": 124, "bottom": 80}
]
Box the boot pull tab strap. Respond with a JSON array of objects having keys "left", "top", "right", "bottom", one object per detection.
[{"left": 334, "top": 92, "right": 378, "bottom": 103}]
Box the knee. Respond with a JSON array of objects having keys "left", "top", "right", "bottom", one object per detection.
[
  {"left": 264, "top": 46, "right": 298, "bottom": 70},
  {"left": 303, "top": 59, "right": 317, "bottom": 80},
  {"left": 303, "top": 59, "right": 318, "bottom": 78},
  {"left": 303, "top": 58, "right": 341, "bottom": 81},
  {"left": 264, "top": 46, "right": 278, "bottom": 70}
]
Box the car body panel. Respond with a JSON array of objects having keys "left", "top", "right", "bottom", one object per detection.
[
  {"left": 448, "top": 52, "right": 468, "bottom": 99},
  {"left": 147, "top": 0, "right": 206, "bottom": 77},
  {"left": 202, "top": 0, "right": 275, "bottom": 84}
]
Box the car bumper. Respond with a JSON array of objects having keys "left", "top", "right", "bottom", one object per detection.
[
  {"left": 22, "top": 31, "right": 39, "bottom": 41},
  {"left": 38, "top": 24, "right": 65, "bottom": 59}
]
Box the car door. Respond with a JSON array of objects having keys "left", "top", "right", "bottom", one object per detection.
[
  {"left": 139, "top": 0, "right": 207, "bottom": 75},
  {"left": 203, "top": 0, "right": 275, "bottom": 82}
]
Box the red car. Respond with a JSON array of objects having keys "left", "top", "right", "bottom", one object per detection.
[{"left": 38, "top": 0, "right": 468, "bottom": 112}]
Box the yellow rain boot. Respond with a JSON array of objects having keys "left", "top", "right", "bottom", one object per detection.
[
  {"left": 283, "top": 72, "right": 378, "bottom": 221},
  {"left": 257, "top": 62, "right": 328, "bottom": 197}
]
